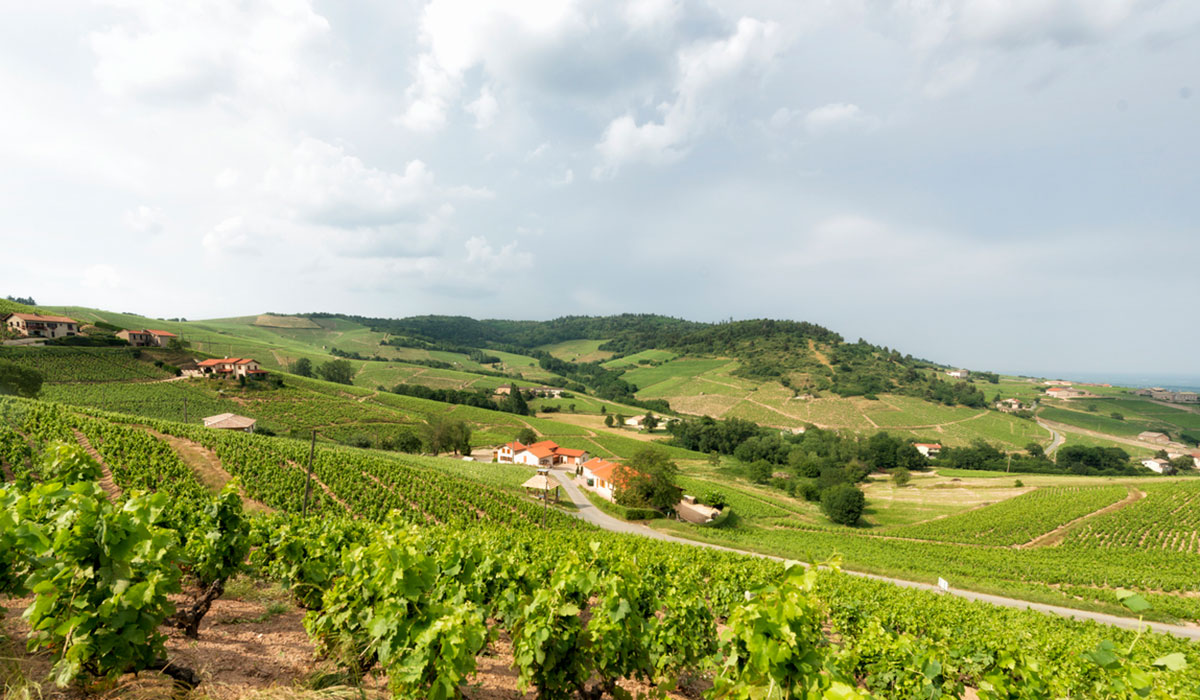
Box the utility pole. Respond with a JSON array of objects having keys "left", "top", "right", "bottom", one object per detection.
[
  {"left": 302, "top": 430, "right": 316, "bottom": 516},
  {"left": 183, "top": 397, "right": 188, "bottom": 423}
]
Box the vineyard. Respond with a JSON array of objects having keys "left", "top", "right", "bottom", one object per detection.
[
  {"left": 2, "top": 404, "right": 1198, "bottom": 698},
  {"left": 885, "top": 485, "right": 1130, "bottom": 546},
  {"left": 1064, "top": 481, "right": 1200, "bottom": 554},
  {"left": 1, "top": 346, "right": 175, "bottom": 383}
]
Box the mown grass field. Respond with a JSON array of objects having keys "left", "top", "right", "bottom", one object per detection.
[
  {"left": 1039, "top": 405, "right": 1149, "bottom": 438},
  {"left": 601, "top": 349, "right": 677, "bottom": 368}
]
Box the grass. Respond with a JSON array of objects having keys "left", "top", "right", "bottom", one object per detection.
[
  {"left": 538, "top": 339, "right": 614, "bottom": 363},
  {"left": 1039, "top": 405, "right": 1148, "bottom": 438},
  {"left": 624, "top": 358, "right": 734, "bottom": 396},
  {"left": 601, "top": 349, "right": 677, "bottom": 369}
]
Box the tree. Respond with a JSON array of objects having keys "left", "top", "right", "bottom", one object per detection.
[
  {"left": 0, "top": 359, "right": 43, "bottom": 398},
  {"left": 820, "top": 483, "right": 865, "bottom": 525},
  {"left": 500, "top": 383, "right": 530, "bottom": 416},
  {"left": 892, "top": 467, "right": 911, "bottom": 487},
  {"left": 642, "top": 412, "right": 659, "bottom": 431},
  {"left": 1026, "top": 442, "right": 1045, "bottom": 458},
  {"left": 614, "top": 448, "right": 681, "bottom": 511},
  {"left": 317, "top": 359, "right": 354, "bottom": 385},
  {"left": 516, "top": 428, "right": 538, "bottom": 445},
  {"left": 422, "top": 417, "right": 472, "bottom": 456},
  {"left": 703, "top": 491, "right": 728, "bottom": 510},
  {"left": 291, "top": 357, "right": 313, "bottom": 377},
  {"left": 1111, "top": 412, "right": 1124, "bottom": 421},
  {"left": 748, "top": 459, "right": 773, "bottom": 484},
  {"left": 604, "top": 414, "right": 614, "bottom": 428}
]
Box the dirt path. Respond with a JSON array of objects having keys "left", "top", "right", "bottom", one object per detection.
[
  {"left": 71, "top": 428, "right": 122, "bottom": 499},
  {"left": 356, "top": 390, "right": 379, "bottom": 403},
  {"left": 285, "top": 459, "right": 353, "bottom": 514},
  {"left": 1021, "top": 487, "right": 1145, "bottom": 549},
  {"left": 147, "top": 429, "right": 273, "bottom": 514}
]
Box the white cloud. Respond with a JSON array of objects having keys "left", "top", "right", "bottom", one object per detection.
[
  {"left": 123, "top": 205, "right": 163, "bottom": 233},
  {"left": 89, "top": 0, "right": 330, "bottom": 101},
  {"left": 82, "top": 264, "right": 122, "bottom": 289},
  {"left": 264, "top": 138, "right": 437, "bottom": 228},
  {"left": 202, "top": 216, "right": 254, "bottom": 253},
  {"left": 214, "top": 168, "right": 240, "bottom": 189},
  {"left": 803, "top": 103, "right": 879, "bottom": 134},
  {"left": 465, "top": 85, "right": 499, "bottom": 128},
  {"left": 594, "top": 17, "right": 782, "bottom": 176}
]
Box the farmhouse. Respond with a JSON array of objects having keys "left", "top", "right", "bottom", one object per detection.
[
  {"left": 1137, "top": 431, "right": 1170, "bottom": 445},
  {"left": 946, "top": 369, "right": 969, "bottom": 379},
  {"left": 995, "top": 398, "right": 1026, "bottom": 412},
  {"left": 2, "top": 313, "right": 78, "bottom": 339},
  {"left": 494, "top": 440, "right": 588, "bottom": 468},
  {"left": 116, "top": 328, "right": 178, "bottom": 347},
  {"left": 202, "top": 413, "right": 257, "bottom": 433},
  {"left": 914, "top": 443, "right": 942, "bottom": 457},
  {"left": 580, "top": 457, "right": 637, "bottom": 502},
  {"left": 1046, "top": 387, "right": 1087, "bottom": 399},
  {"left": 529, "top": 387, "right": 564, "bottom": 398},
  {"left": 1140, "top": 458, "right": 1172, "bottom": 475},
  {"left": 1043, "top": 380, "right": 1074, "bottom": 387},
  {"left": 196, "top": 357, "right": 267, "bottom": 378}
]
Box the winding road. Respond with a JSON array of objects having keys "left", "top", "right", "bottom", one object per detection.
[
  {"left": 549, "top": 470, "right": 1200, "bottom": 641},
  {"left": 1039, "top": 419, "right": 1066, "bottom": 456}
]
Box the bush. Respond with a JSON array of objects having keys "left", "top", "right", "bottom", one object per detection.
[
  {"left": 703, "top": 491, "right": 728, "bottom": 510},
  {"left": 892, "top": 467, "right": 911, "bottom": 487},
  {"left": 820, "top": 484, "right": 865, "bottom": 526},
  {"left": 1014, "top": 479, "right": 1024, "bottom": 488},
  {"left": 799, "top": 482, "right": 820, "bottom": 502}
]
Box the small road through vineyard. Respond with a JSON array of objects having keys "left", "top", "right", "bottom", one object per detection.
[{"left": 550, "top": 469, "right": 1200, "bottom": 640}]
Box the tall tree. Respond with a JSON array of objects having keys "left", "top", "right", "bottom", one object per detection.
[
  {"left": 317, "top": 359, "right": 354, "bottom": 385},
  {"left": 291, "top": 357, "right": 313, "bottom": 377}
]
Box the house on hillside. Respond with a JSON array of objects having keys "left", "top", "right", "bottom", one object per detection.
[
  {"left": 1046, "top": 387, "right": 1087, "bottom": 399},
  {"left": 1137, "top": 431, "right": 1170, "bottom": 445},
  {"left": 946, "top": 369, "right": 969, "bottom": 379},
  {"left": 529, "top": 387, "right": 564, "bottom": 398},
  {"left": 202, "top": 413, "right": 257, "bottom": 433},
  {"left": 1044, "top": 380, "right": 1074, "bottom": 387},
  {"left": 581, "top": 457, "right": 637, "bottom": 502},
  {"left": 995, "top": 398, "right": 1026, "bottom": 413},
  {"left": 625, "top": 414, "right": 667, "bottom": 429},
  {"left": 914, "top": 443, "right": 942, "bottom": 457},
  {"left": 1175, "top": 392, "right": 1199, "bottom": 404},
  {"left": 117, "top": 328, "right": 178, "bottom": 347},
  {"left": 1140, "top": 458, "right": 1172, "bottom": 474},
  {"left": 494, "top": 440, "right": 588, "bottom": 468},
  {"left": 196, "top": 357, "right": 266, "bottom": 378},
  {"left": 2, "top": 313, "right": 78, "bottom": 339}
]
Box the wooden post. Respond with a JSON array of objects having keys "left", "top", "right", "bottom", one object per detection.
[{"left": 302, "top": 430, "right": 316, "bottom": 516}]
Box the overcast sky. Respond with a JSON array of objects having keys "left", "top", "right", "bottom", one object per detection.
[{"left": 2, "top": 1, "right": 1197, "bottom": 377}]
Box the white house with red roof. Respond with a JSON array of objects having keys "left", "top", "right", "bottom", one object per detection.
[
  {"left": 495, "top": 439, "right": 588, "bottom": 468},
  {"left": 580, "top": 457, "right": 647, "bottom": 502},
  {"left": 2, "top": 313, "right": 78, "bottom": 339},
  {"left": 914, "top": 443, "right": 942, "bottom": 457},
  {"left": 116, "top": 328, "right": 178, "bottom": 347},
  {"left": 196, "top": 357, "right": 266, "bottom": 378}
]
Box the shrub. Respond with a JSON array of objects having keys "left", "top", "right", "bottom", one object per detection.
[
  {"left": 892, "top": 467, "right": 911, "bottom": 487},
  {"left": 703, "top": 491, "right": 728, "bottom": 510},
  {"left": 820, "top": 484, "right": 865, "bottom": 526}
]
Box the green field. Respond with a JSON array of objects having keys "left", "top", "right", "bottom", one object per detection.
[
  {"left": 538, "top": 338, "right": 614, "bottom": 363},
  {"left": 601, "top": 348, "right": 677, "bottom": 368}
]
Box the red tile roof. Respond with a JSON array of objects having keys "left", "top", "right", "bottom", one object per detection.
[
  {"left": 145, "top": 329, "right": 177, "bottom": 337},
  {"left": 502, "top": 441, "right": 527, "bottom": 452},
  {"left": 556, "top": 447, "right": 586, "bottom": 458},
  {"left": 914, "top": 443, "right": 942, "bottom": 449},
  {"left": 5, "top": 313, "right": 76, "bottom": 323}
]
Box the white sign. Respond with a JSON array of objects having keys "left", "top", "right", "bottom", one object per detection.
[{"left": 938, "top": 577, "right": 949, "bottom": 592}]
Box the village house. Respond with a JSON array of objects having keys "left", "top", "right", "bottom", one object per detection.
[
  {"left": 2, "top": 313, "right": 78, "bottom": 339},
  {"left": 1141, "top": 458, "right": 1172, "bottom": 475},
  {"left": 529, "top": 386, "right": 564, "bottom": 398},
  {"left": 580, "top": 457, "right": 634, "bottom": 502},
  {"left": 202, "top": 413, "right": 257, "bottom": 433},
  {"left": 946, "top": 369, "right": 969, "bottom": 379},
  {"left": 494, "top": 439, "right": 588, "bottom": 468},
  {"left": 196, "top": 357, "right": 267, "bottom": 378},
  {"left": 995, "top": 398, "right": 1026, "bottom": 413},
  {"left": 1137, "top": 431, "right": 1171, "bottom": 445},
  {"left": 1043, "top": 380, "right": 1074, "bottom": 387},
  {"left": 914, "top": 443, "right": 942, "bottom": 457},
  {"left": 116, "top": 328, "right": 178, "bottom": 347}
]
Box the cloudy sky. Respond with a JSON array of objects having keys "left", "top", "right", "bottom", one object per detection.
[{"left": 2, "top": 1, "right": 1197, "bottom": 378}]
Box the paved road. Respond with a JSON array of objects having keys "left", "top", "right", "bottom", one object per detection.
[
  {"left": 550, "top": 470, "right": 1200, "bottom": 641},
  {"left": 1039, "top": 419, "right": 1066, "bottom": 456}
]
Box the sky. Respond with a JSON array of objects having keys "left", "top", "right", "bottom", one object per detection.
[{"left": 2, "top": 1, "right": 1198, "bottom": 378}]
